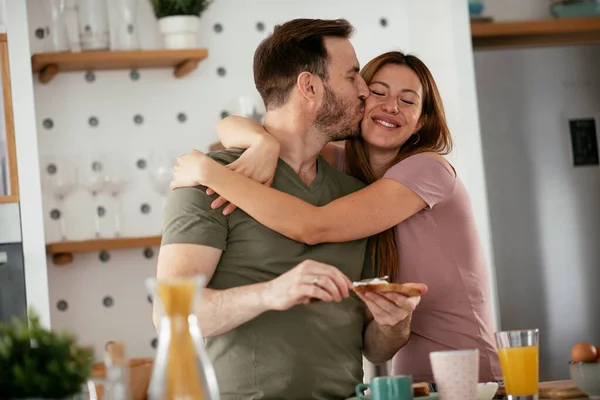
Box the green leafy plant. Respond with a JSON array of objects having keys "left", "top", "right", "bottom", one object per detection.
[
  {"left": 0, "top": 309, "right": 94, "bottom": 399},
  {"left": 149, "top": 0, "right": 213, "bottom": 19}
]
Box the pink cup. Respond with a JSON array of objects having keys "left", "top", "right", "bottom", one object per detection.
[{"left": 429, "top": 349, "right": 479, "bottom": 400}]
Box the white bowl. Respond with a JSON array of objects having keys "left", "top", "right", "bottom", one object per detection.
[{"left": 477, "top": 382, "right": 499, "bottom": 400}]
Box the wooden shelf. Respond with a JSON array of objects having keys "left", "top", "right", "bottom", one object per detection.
[
  {"left": 31, "top": 48, "right": 208, "bottom": 84},
  {"left": 0, "top": 195, "right": 19, "bottom": 204},
  {"left": 46, "top": 236, "right": 162, "bottom": 265},
  {"left": 471, "top": 17, "right": 600, "bottom": 50}
]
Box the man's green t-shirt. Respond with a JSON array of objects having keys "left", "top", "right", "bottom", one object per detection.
[{"left": 162, "top": 149, "right": 374, "bottom": 400}]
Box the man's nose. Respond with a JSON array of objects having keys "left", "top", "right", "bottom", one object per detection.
[{"left": 357, "top": 75, "right": 370, "bottom": 100}]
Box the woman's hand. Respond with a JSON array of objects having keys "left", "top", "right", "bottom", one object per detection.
[
  {"left": 170, "top": 150, "right": 216, "bottom": 189},
  {"left": 206, "top": 137, "right": 280, "bottom": 215}
]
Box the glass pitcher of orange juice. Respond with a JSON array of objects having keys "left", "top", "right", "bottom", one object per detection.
[
  {"left": 495, "top": 329, "right": 539, "bottom": 400},
  {"left": 146, "top": 276, "right": 220, "bottom": 400}
]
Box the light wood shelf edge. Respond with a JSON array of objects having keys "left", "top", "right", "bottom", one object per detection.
[
  {"left": 47, "top": 236, "right": 162, "bottom": 266},
  {"left": 31, "top": 48, "right": 209, "bottom": 84},
  {"left": 0, "top": 195, "right": 19, "bottom": 203},
  {"left": 471, "top": 17, "right": 600, "bottom": 50}
]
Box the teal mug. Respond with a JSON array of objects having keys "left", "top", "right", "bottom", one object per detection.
[{"left": 356, "top": 375, "right": 413, "bottom": 400}]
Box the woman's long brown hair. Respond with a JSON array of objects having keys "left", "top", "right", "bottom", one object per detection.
[{"left": 345, "top": 51, "right": 453, "bottom": 280}]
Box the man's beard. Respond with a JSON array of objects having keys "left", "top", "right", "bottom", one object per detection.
[{"left": 314, "top": 84, "right": 363, "bottom": 142}]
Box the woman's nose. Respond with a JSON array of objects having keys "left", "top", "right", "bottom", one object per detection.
[{"left": 382, "top": 100, "right": 399, "bottom": 114}]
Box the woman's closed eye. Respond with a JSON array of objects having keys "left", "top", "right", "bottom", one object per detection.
[{"left": 370, "top": 90, "right": 384, "bottom": 96}]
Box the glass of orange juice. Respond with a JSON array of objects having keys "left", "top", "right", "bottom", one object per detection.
[{"left": 495, "top": 329, "right": 539, "bottom": 400}]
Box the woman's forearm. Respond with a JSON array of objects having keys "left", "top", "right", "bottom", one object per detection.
[
  {"left": 216, "top": 116, "right": 277, "bottom": 149},
  {"left": 205, "top": 160, "right": 324, "bottom": 244}
]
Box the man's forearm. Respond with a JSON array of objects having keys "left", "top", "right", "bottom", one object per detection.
[
  {"left": 197, "top": 282, "right": 271, "bottom": 338},
  {"left": 154, "top": 280, "right": 271, "bottom": 337},
  {"left": 363, "top": 315, "right": 412, "bottom": 365}
]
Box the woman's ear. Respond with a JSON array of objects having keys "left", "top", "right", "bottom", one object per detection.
[{"left": 416, "top": 114, "right": 427, "bottom": 132}]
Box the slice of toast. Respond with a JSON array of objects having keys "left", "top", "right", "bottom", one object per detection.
[
  {"left": 412, "top": 382, "right": 430, "bottom": 397},
  {"left": 352, "top": 282, "right": 422, "bottom": 297}
]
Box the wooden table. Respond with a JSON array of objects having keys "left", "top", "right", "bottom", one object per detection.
[{"left": 496, "top": 380, "right": 587, "bottom": 399}]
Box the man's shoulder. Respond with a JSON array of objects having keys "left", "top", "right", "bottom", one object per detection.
[
  {"left": 207, "top": 148, "right": 245, "bottom": 165},
  {"left": 318, "top": 156, "right": 365, "bottom": 193}
]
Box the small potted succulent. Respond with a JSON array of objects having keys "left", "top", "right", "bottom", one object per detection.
[
  {"left": 150, "top": 0, "right": 213, "bottom": 49},
  {"left": 0, "top": 309, "right": 94, "bottom": 399}
]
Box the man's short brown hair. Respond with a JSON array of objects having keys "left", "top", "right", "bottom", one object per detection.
[{"left": 253, "top": 19, "right": 355, "bottom": 110}]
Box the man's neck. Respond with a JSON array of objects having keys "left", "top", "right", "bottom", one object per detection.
[{"left": 263, "top": 110, "right": 327, "bottom": 185}]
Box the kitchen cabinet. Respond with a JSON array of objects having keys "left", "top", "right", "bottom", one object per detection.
[{"left": 0, "top": 33, "right": 18, "bottom": 203}]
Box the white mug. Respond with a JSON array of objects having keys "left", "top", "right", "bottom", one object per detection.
[{"left": 430, "top": 349, "right": 479, "bottom": 400}]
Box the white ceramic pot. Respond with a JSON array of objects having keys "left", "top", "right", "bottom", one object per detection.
[{"left": 158, "top": 15, "right": 200, "bottom": 49}]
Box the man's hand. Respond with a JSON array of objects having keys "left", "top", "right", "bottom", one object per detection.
[
  {"left": 261, "top": 260, "right": 353, "bottom": 311},
  {"left": 357, "top": 283, "right": 427, "bottom": 326}
]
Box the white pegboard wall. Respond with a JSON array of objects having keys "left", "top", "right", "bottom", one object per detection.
[{"left": 27, "top": 0, "right": 483, "bottom": 361}]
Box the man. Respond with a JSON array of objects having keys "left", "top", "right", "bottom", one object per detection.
[{"left": 155, "top": 18, "right": 422, "bottom": 400}]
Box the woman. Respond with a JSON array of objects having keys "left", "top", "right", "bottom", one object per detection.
[{"left": 171, "top": 51, "right": 502, "bottom": 384}]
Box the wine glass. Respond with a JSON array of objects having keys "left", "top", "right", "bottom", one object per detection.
[
  {"left": 228, "top": 95, "right": 266, "bottom": 123},
  {"left": 80, "top": 155, "right": 109, "bottom": 238},
  {"left": 104, "top": 155, "right": 132, "bottom": 238},
  {"left": 148, "top": 150, "right": 177, "bottom": 218},
  {"left": 40, "top": 155, "right": 79, "bottom": 241}
]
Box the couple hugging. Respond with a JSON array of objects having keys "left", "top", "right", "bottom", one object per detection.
[{"left": 154, "top": 17, "right": 501, "bottom": 400}]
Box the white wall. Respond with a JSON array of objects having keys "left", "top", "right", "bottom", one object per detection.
[
  {"left": 483, "top": 0, "right": 552, "bottom": 21},
  {"left": 5, "top": 0, "right": 50, "bottom": 327},
  {"left": 0, "top": 0, "right": 6, "bottom": 33},
  {"left": 474, "top": 0, "right": 600, "bottom": 381}
]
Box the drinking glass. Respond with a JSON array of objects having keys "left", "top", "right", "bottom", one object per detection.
[
  {"left": 40, "top": 155, "right": 79, "bottom": 241},
  {"left": 77, "top": 0, "right": 110, "bottom": 51},
  {"left": 110, "top": 0, "right": 140, "bottom": 50},
  {"left": 148, "top": 150, "right": 177, "bottom": 217},
  {"left": 73, "top": 380, "right": 99, "bottom": 400},
  {"left": 42, "top": 0, "right": 69, "bottom": 52},
  {"left": 80, "top": 155, "right": 109, "bottom": 238},
  {"left": 495, "top": 329, "right": 540, "bottom": 400},
  {"left": 229, "top": 95, "right": 266, "bottom": 123},
  {"left": 104, "top": 156, "right": 132, "bottom": 238}
]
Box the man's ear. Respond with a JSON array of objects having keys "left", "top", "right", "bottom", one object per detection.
[{"left": 297, "top": 71, "right": 323, "bottom": 101}]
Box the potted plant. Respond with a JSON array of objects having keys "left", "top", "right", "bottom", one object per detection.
[
  {"left": 150, "top": 0, "right": 212, "bottom": 49},
  {"left": 0, "top": 310, "right": 94, "bottom": 399}
]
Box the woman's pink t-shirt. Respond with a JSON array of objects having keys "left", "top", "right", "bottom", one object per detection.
[{"left": 336, "top": 149, "right": 502, "bottom": 383}]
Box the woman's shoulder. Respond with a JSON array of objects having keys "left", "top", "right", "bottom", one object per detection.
[{"left": 399, "top": 152, "right": 456, "bottom": 178}]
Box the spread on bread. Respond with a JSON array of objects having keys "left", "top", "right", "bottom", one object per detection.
[{"left": 352, "top": 276, "right": 390, "bottom": 287}]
